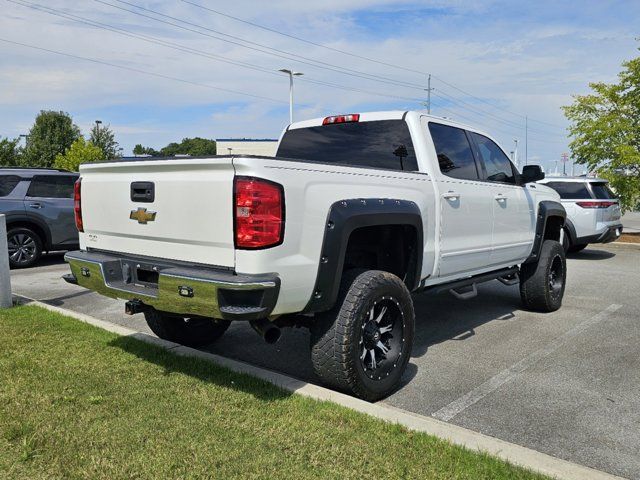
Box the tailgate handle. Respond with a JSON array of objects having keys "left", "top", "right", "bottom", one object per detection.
[{"left": 131, "top": 182, "right": 155, "bottom": 203}]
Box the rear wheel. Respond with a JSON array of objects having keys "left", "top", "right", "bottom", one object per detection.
[
  {"left": 520, "top": 240, "right": 566, "bottom": 312},
  {"left": 310, "top": 269, "right": 415, "bottom": 401},
  {"left": 7, "top": 227, "right": 43, "bottom": 269},
  {"left": 144, "top": 309, "right": 230, "bottom": 347}
]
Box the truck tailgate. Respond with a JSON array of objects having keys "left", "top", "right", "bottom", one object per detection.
[{"left": 79, "top": 158, "right": 235, "bottom": 268}]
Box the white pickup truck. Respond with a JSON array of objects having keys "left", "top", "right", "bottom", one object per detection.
[{"left": 65, "top": 111, "right": 567, "bottom": 400}]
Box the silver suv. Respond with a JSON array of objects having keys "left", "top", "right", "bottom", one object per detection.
[
  {"left": 538, "top": 176, "right": 622, "bottom": 252},
  {"left": 0, "top": 168, "right": 79, "bottom": 268}
]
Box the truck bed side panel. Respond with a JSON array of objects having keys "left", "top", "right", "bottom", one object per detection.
[{"left": 232, "top": 157, "right": 436, "bottom": 316}]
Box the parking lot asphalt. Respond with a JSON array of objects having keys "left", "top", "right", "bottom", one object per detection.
[{"left": 9, "top": 242, "right": 640, "bottom": 479}]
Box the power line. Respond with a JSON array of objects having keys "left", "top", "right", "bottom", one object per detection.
[
  {"left": 93, "top": 0, "right": 431, "bottom": 92},
  {"left": 179, "top": 0, "right": 567, "bottom": 130},
  {"left": 0, "top": 37, "right": 287, "bottom": 104},
  {"left": 8, "top": 0, "right": 427, "bottom": 105},
  {"left": 179, "top": 0, "right": 427, "bottom": 76}
]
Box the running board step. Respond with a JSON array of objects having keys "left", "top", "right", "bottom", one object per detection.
[
  {"left": 429, "top": 266, "right": 519, "bottom": 298},
  {"left": 449, "top": 284, "right": 477, "bottom": 300}
]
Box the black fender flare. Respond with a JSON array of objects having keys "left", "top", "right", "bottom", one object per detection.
[
  {"left": 524, "top": 200, "right": 566, "bottom": 264},
  {"left": 302, "top": 198, "right": 423, "bottom": 314},
  {"left": 3, "top": 213, "right": 53, "bottom": 249}
]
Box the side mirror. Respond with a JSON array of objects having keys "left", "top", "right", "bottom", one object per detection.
[{"left": 521, "top": 165, "right": 545, "bottom": 184}]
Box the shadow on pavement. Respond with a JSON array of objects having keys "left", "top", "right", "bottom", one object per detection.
[
  {"left": 567, "top": 248, "right": 616, "bottom": 260},
  {"left": 410, "top": 283, "right": 522, "bottom": 359},
  {"left": 108, "top": 332, "right": 293, "bottom": 402}
]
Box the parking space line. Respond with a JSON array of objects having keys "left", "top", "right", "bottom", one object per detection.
[{"left": 432, "top": 303, "right": 623, "bottom": 422}]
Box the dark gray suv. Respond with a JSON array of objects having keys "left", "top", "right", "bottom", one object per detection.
[{"left": 0, "top": 168, "right": 79, "bottom": 268}]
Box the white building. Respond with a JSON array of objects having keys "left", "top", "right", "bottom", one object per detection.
[{"left": 216, "top": 138, "right": 278, "bottom": 157}]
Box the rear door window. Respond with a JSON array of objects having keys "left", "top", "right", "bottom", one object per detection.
[
  {"left": 590, "top": 182, "right": 615, "bottom": 199},
  {"left": 428, "top": 123, "right": 479, "bottom": 180},
  {"left": 544, "top": 182, "right": 592, "bottom": 199},
  {"left": 0, "top": 175, "right": 21, "bottom": 197},
  {"left": 470, "top": 133, "right": 517, "bottom": 184},
  {"left": 27, "top": 175, "right": 77, "bottom": 199},
  {"left": 276, "top": 120, "right": 418, "bottom": 171}
]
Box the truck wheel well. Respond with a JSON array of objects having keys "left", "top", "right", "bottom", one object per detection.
[
  {"left": 343, "top": 224, "right": 418, "bottom": 289},
  {"left": 544, "top": 216, "right": 563, "bottom": 242},
  {"left": 5, "top": 221, "right": 49, "bottom": 250}
]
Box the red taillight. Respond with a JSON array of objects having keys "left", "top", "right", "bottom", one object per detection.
[
  {"left": 576, "top": 201, "right": 617, "bottom": 209},
  {"left": 74, "top": 178, "right": 83, "bottom": 232},
  {"left": 322, "top": 113, "right": 360, "bottom": 125},
  {"left": 234, "top": 177, "right": 284, "bottom": 249}
]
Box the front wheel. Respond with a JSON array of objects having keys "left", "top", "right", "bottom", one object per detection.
[
  {"left": 310, "top": 270, "right": 415, "bottom": 402},
  {"left": 520, "top": 240, "right": 566, "bottom": 312},
  {"left": 144, "top": 309, "right": 230, "bottom": 347}
]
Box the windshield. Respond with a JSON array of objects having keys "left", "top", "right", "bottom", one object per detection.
[{"left": 276, "top": 120, "right": 418, "bottom": 171}]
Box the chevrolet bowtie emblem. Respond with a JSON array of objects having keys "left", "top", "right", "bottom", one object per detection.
[{"left": 129, "top": 207, "right": 157, "bottom": 224}]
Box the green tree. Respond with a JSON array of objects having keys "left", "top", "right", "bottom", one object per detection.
[
  {"left": 132, "top": 143, "right": 159, "bottom": 156},
  {"left": 90, "top": 123, "right": 120, "bottom": 160},
  {"left": 53, "top": 137, "right": 104, "bottom": 172},
  {"left": 160, "top": 137, "right": 216, "bottom": 156},
  {"left": 563, "top": 50, "right": 640, "bottom": 212},
  {"left": 0, "top": 137, "right": 22, "bottom": 166},
  {"left": 23, "top": 111, "right": 81, "bottom": 168}
]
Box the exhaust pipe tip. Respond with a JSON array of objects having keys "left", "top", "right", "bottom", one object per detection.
[
  {"left": 263, "top": 326, "right": 281, "bottom": 344},
  {"left": 250, "top": 318, "right": 281, "bottom": 344}
]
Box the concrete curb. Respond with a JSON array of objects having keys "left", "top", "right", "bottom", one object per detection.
[{"left": 15, "top": 295, "right": 627, "bottom": 480}]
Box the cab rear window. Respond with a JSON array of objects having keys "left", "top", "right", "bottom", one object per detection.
[
  {"left": 545, "top": 182, "right": 592, "bottom": 199},
  {"left": 0, "top": 175, "right": 21, "bottom": 197},
  {"left": 276, "top": 120, "right": 418, "bottom": 171}
]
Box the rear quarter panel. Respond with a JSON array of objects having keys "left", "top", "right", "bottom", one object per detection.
[{"left": 233, "top": 157, "right": 436, "bottom": 315}]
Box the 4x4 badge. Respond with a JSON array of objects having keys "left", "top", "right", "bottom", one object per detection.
[{"left": 129, "top": 207, "right": 156, "bottom": 224}]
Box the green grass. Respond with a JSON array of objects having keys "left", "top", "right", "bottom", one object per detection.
[{"left": 0, "top": 305, "right": 549, "bottom": 479}]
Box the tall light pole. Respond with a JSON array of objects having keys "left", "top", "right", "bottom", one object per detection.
[
  {"left": 95, "top": 119, "right": 102, "bottom": 137},
  {"left": 513, "top": 139, "right": 519, "bottom": 168},
  {"left": 279, "top": 68, "right": 303, "bottom": 124}
]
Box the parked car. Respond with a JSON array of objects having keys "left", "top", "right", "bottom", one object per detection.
[
  {"left": 65, "top": 111, "right": 566, "bottom": 400},
  {"left": 0, "top": 168, "right": 79, "bottom": 268},
  {"left": 538, "top": 176, "right": 622, "bottom": 253}
]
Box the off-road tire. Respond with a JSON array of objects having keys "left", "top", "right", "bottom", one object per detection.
[
  {"left": 144, "top": 309, "right": 230, "bottom": 347},
  {"left": 310, "top": 269, "right": 415, "bottom": 402},
  {"left": 520, "top": 240, "right": 566, "bottom": 312},
  {"left": 7, "top": 227, "right": 43, "bottom": 269}
]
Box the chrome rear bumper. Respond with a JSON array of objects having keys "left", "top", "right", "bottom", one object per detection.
[{"left": 64, "top": 250, "right": 279, "bottom": 321}]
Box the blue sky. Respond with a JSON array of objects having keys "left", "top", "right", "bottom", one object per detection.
[{"left": 1, "top": 0, "right": 638, "bottom": 173}]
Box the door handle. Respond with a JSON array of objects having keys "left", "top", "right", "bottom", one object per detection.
[
  {"left": 28, "top": 203, "right": 43, "bottom": 209},
  {"left": 494, "top": 194, "right": 506, "bottom": 203},
  {"left": 443, "top": 191, "right": 460, "bottom": 201}
]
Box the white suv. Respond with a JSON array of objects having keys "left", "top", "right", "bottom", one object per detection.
[{"left": 538, "top": 176, "right": 622, "bottom": 252}]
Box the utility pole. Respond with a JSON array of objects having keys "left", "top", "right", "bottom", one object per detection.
[
  {"left": 525, "top": 116, "right": 528, "bottom": 166},
  {"left": 561, "top": 152, "right": 569, "bottom": 176},
  {"left": 424, "top": 74, "right": 433, "bottom": 114},
  {"left": 279, "top": 69, "right": 303, "bottom": 124}
]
